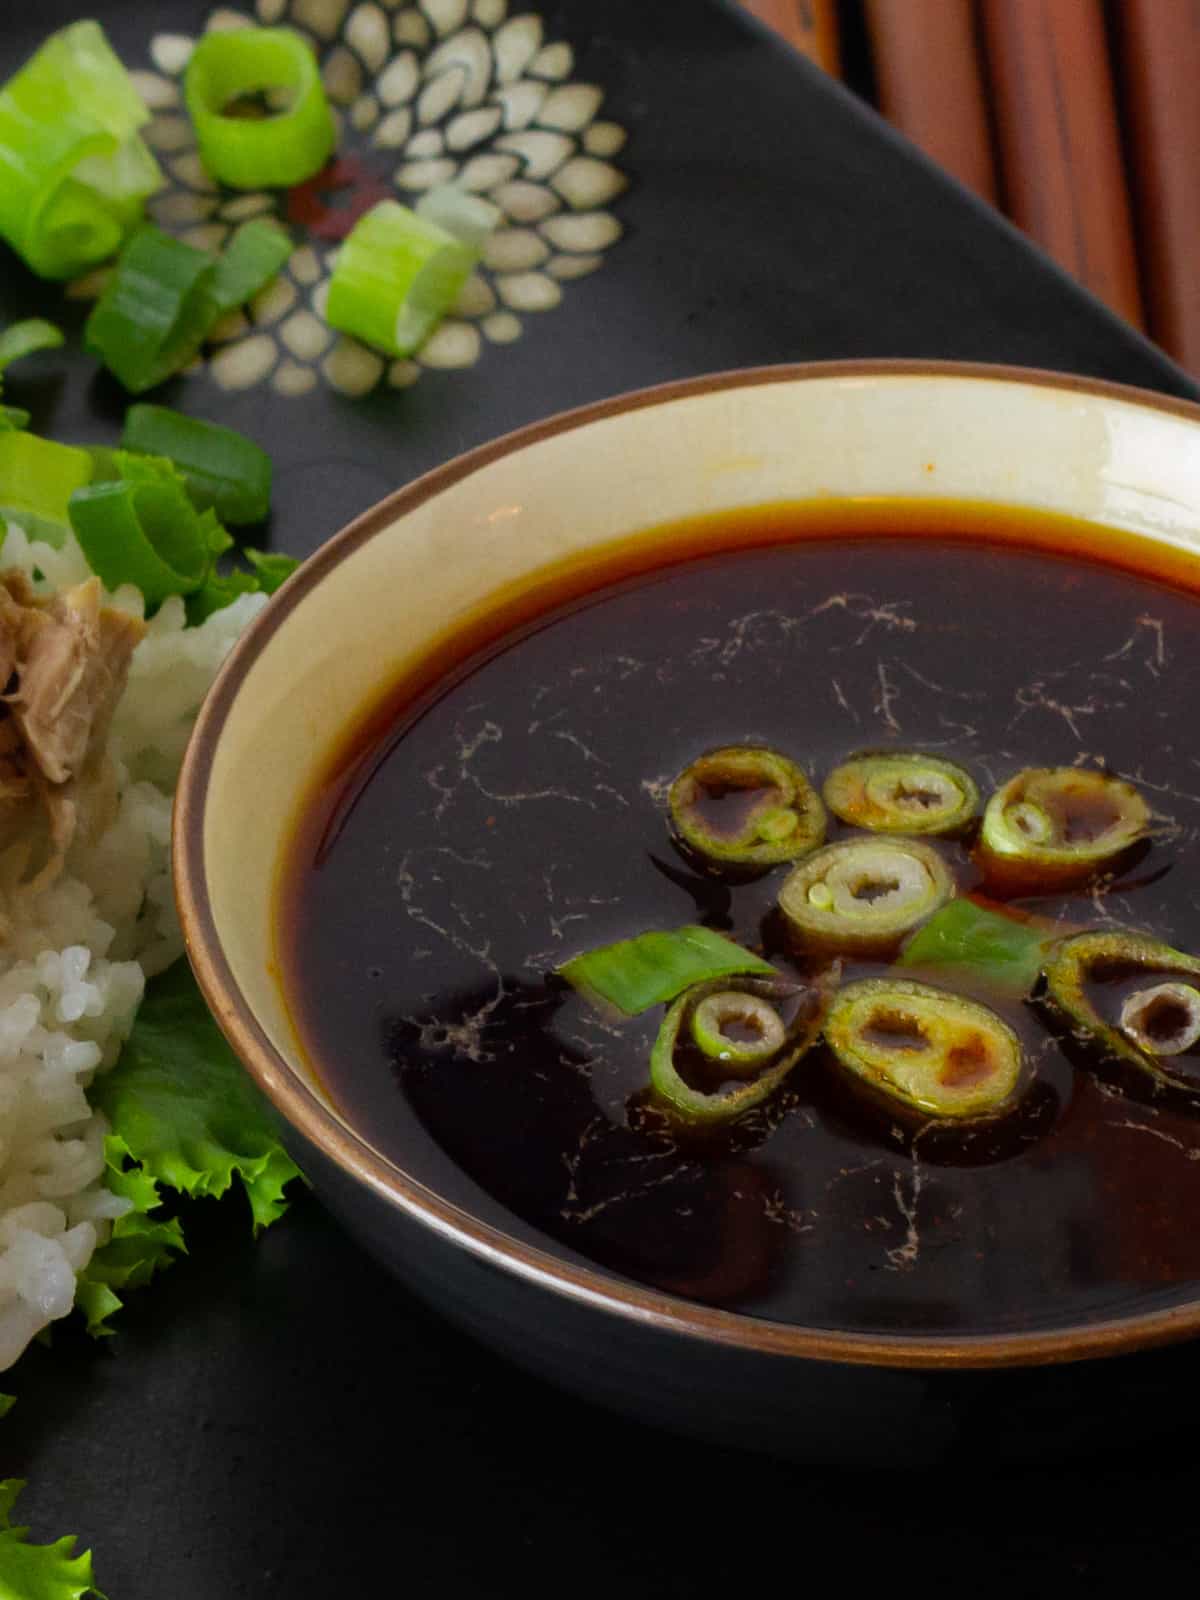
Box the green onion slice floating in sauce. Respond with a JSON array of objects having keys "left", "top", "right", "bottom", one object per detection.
[
  {"left": 0, "top": 319, "right": 64, "bottom": 372},
  {"left": 121, "top": 404, "right": 272, "bottom": 525},
  {"left": 977, "top": 767, "right": 1149, "bottom": 892},
  {"left": 1042, "top": 929, "right": 1200, "bottom": 1090},
  {"left": 558, "top": 924, "right": 775, "bottom": 1017},
  {"left": 0, "top": 431, "right": 93, "bottom": 545},
  {"left": 826, "top": 978, "right": 1024, "bottom": 1122},
  {"left": 84, "top": 226, "right": 217, "bottom": 394},
  {"left": 0, "top": 21, "right": 162, "bottom": 279},
  {"left": 649, "top": 974, "right": 829, "bottom": 1125},
  {"left": 69, "top": 474, "right": 212, "bottom": 606},
  {"left": 326, "top": 200, "right": 480, "bottom": 358},
  {"left": 778, "top": 836, "right": 954, "bottom": 955},
  {"left": 823, "top": 750, "right": 978, "bottom": 836},
  {"left": 897, "top": 896, "right": 1062, "bottom": 997},
  {"left": 668, "top": 745, "right": 827, "bottom": 871},
  {"left": 183, "top": 27, "right": 335, "bottom": 190}
]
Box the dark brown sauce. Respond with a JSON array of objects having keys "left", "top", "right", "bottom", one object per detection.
[{"left": 279, "top": 503, "right": 1200, "bottom": 1337}]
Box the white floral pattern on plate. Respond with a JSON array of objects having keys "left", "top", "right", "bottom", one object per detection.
[{"left": 91, "top": 0, "right": 628, "bottom": 397}]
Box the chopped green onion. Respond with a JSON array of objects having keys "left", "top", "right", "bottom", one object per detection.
[
  {"left": 207, "top": 219, "right": 292, "bottom": 317},
  {"left": 184, "top": 28, "right": 335, "bottom": 190},
  {"left": 649, "top": 976, "right": 828, "bottom": 1125},
  {"left": 0, "top": 319, "right": 63, "bottom": 371},
  {"left": 559, "top": 925, "right": 775, "bottom": 1017},
  {"left": 0, "top": 21, "right": 161, "bottom": 279},
  {"left": 778, "top": 837, "right": 956, "bottom": 955},
  {"left": 977, "top": 767, "right": 1150, "bottom": 893},
  {"left": 669, "top": 745, "right": 826, "bottom": 870},
  {"left": 186, "top": 565, "right": 261, "bottom": 625},
  {"left": 823, "top": 751, "right": 978, "bottom": 836},
  {"left": 69, "top": 476, "right": 211, "bottom": 606},
  {"left": 415, "top": 185, "right": 501, "bottom": 250},
  {"left": 84, "top": 226, "right": 216, "bottom": 393},
  {"left": 122, "top": 404, "right": 272, "bottom": 525},
  {"left": 826, "top": 978, "right": 1024, "bottom": 1122},
  {"left": 0, "top": 431, "right": 93, "bottom": 544},
  {"left": 0, "top": 406, "right": 30, "bottom": 433},
  {"left": 326, "top": 200, "right": 478, "bottom": 357},
  {"left": 897, "top": 897, "right": 1061, "bottom": 997},
  {"left": 86, "top": 446, "right": 179, "bottom": 485}
]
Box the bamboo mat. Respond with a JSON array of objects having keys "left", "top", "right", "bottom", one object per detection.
[{"left": 738, "top": 0, "right": 1199, "bottom": 372}]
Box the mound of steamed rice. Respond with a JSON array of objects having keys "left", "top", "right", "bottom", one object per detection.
[{"left": 0, "top": 521, "right": 266, "bottom": 1369}]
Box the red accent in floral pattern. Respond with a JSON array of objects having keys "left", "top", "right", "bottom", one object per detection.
[{"left": 286, "top": 156, "right": 394, "bottom": 240}]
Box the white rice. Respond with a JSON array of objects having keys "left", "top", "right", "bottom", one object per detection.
[{"left": 0, "top": 522, "right": 266, "bottom": 1368}]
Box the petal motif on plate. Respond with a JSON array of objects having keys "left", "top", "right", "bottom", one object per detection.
[
  {"left": 483, "top": 227, "right": 549, "bottom": 271},
  {"left": 146, "top": 115, "right": 195, "bottom": 152},
  {"left": 351, "top": 93, "right": 381, "bottom": 130},
  {"left": 170, "top": 152, "right": 218, "bottom": 192},
  {"left": 446, "top": 105, "right": 503, "bottom": 151},
  {"left": 583, "top": 121, "right": 626, "bottom": 157},
  {"left": 280, "top": 309, "right": 334, "bottom": 359},
  {"left": 473, "top": 0, "right": 507, "bottom": 25},
  {"left": 453, "top": 272, "right": 496, "bottom": 315},
  {"left": 393, "top": 8, "right": 431, "bottom": 45},
  {"left": 130, "top": 70, "right": 181, "bottom": 109},
  {"left": 347, "top": 3, "right": 392, "bottom": 71},
  {"left": 395, "top": 157, "right": 459, "bottom": 188},
  {"left": 495, "top": 270, "right": 560, "bottom": 311},
  {"left": 292, "top": 0, "right": 351, "bottom": 38},
  {"left": 490, "top": 179, "right": 559, "bottom": 222},
  {"left": 420, "top": 0, "right": 469, "bottom": 37},
  {"left": 252, "top": 278, "right": 299, "bottom": 325},
  {"left": 481, "top": 310, "right": 521, "bottom": 342},
  {"left": 546, "top": 251, "right": 602, "bottom": 279},
  {"left": 407, "top": 128, "right": 445, "bottom": 157},
  {"left": 537, "top": 83, "right": 602, "bottom": 131},
  {"left": 495, "top": 129, "right": 573, "bottom": 179},
  {"left": 388, "top": 357, "right": 422, "bottom": 386},
  {"left": 551, "top": 156, "right": 628, "bottom": 209},
  {"left": 377, "top": 50, "right": 420, "bottom": 105},
  {"left": 210, "top": 334, "right": 278, "bottom": 390},
  {"left": 323, "top": 46, "right": 363, "bottom": 105},
  {"left": 417, "top": 319, "right": 482, "bottom": 368},
  {"left": 456, "top": 152, "right": 519, "bottom": 191},
  {"left": 373, "top": 107, "right": 414, "bottom": 146},
  {"left": 150, "top": 33, "right": 196, "bottom": 74},
  {"left": 425, "top": 29, "right": 492, "bottom": 108},
  {"left": 539, "top": 211, "right": 622, "bottom": 252},
  {"left": 273, "top": 361, "right": 319, "bottom": 395},
  {"left": 492, "top": 14, "right": 542, "bottom": 84},
  {"left": 529, "top": 41, "right": 572, "bottom": 80},
  {"left": 492, "top": 80, "right": 547, "bottom": 131},
  {"left": 417, "top": 66, "right": 468, "bottom": 124},
  {"left": 322, "top": 336, "right": 385, "bottom": 395}
]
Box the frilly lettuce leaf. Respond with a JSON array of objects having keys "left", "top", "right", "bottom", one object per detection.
[
  {"left": 0, "top": 1480, "right": 104, "bottom": 1600},
  {"left": 80, "top": 959, "right": 301, "bottom": 1332}
]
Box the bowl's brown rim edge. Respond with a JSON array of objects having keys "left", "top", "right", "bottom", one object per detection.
[{"left": 175, "top": 358, "right": 1200, "bottom": 1373}]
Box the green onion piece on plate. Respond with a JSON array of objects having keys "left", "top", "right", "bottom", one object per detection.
[
  {"left": 207, "top": 219, "right": 293, "bottom": 317},
  {"left": 0, "top": 407, "right": 30, "bottom": 433},
  {"left": 559, "top": 924, "right": 775, "bottom": 1016},
  {"left": 184, "top": 27, "right": 335, "bottom": 190},
  {"left": 649, "top": 975, "right": 829, "bottom": 1125},
  {"left": 244, "top": 547, "right": 299, "bottom": 592},
  {"left": 122, "top": 404, "right": 272, "bottom": 525},
  {"left": 84, "top": 226, "right": 217, "bottom": 393},
  {"left": 69, "top": 475, "right": 212, "bottom": 606},
  {"left": 0, "top": 21, "right": 161, "bottom": 279},
  {"left": 0, "top": 431, "right": 93, "bottom": 545},
  {"left": 897, "top": 896, "right": 1061, "bottom": 997},
  {"left": 326, "top": 200, "right": 479, "bottom": 357}
]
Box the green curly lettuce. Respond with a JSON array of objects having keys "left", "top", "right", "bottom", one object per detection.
[
  {"left": 79, "top": 959, "right": 301, "bottom": 1333},
  {"left": 0, "top": 1479, "right": 104, "bottom": 1599}
]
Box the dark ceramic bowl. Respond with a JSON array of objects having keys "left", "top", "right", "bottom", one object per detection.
[{"left": 175, "top": 362, "right": 1200, "bottom": 1465}]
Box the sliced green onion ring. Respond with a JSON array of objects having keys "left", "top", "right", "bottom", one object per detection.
[
  {"left": 0, "top": 431, "right": 93, "bottom": 545},
  {"left": 326, "top": 200, "right": 479, "bottom": 357},
  {"left": 84, "top": 226, "right": 216, "bottom": 393},
  {"left": 668, "top": 745, "right": 827, "bottom": 870},
  {"left": 0, "top": 21, "right": 161, "bottom": 279},
  {"left": 649, "top": 975, "right": 828, "bottom": 1125},
  {"left": 826, "top": 978, "right": 1024, "bottom": 1122},
  {"left": 823, "top": 750, "right": 978, "bottom": 836},
  {"left": 978, "top": 767, "right": 1149, "bottom": 892},
  {"left": 558, "top": 925, "right": 775, "bottom": 1017},
  {"left": 0, "top": 319, "right": 64, "bottom": 371},
  {"left": 69, "top": 476, "right": 211, "bottom": 606},
  {"left": 122, "top": 404, "right": 272, "bottom": 525},
  {"left": 778, "top": 836, "right": 955, "bottom": 955},
  {"left": 1042, "top": 929, "right": 1200, "bottom": 1091},
  {"left": 184, "top": 28, "right": 335, "bottom": 190}
]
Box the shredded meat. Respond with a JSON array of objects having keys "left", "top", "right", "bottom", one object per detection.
[{"left": 0, "top": 571, "right": 146, "bottom": 887}]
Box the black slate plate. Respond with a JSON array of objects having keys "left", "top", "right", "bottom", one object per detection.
[{"left": 2, "top": 1, "right": 1199, "bottom": 1594}]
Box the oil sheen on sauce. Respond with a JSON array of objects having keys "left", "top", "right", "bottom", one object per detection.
[{"left": 279, "top": 503, "right": 1200, "bottom": 1337}]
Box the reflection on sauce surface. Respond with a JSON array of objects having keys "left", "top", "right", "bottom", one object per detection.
[{"left": 279, "top": 506, "right": 1200, "bottom": 1336}]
